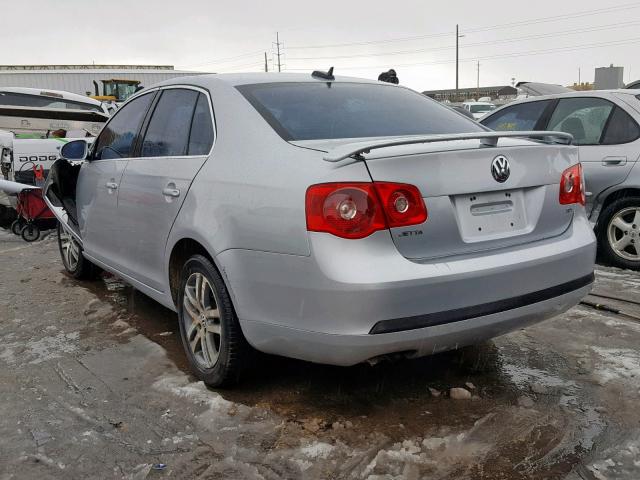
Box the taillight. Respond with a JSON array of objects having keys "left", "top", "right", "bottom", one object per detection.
[
  {"left": 305, "top": 182, "right": 427, "bottom": 239},
  {"left": 559, "top": 163, "right": 585, "bottom": 206},
  {"left": 373, "top": 182, "right": 428, "bottom": 228}
]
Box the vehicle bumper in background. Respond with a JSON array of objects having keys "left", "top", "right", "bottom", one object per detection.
[{"left": 217, "top": 213, "right": 596, "bottom": 366}]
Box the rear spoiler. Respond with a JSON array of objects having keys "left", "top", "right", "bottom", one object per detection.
[{"left": 322, "top": 131, "right": 573, "bottom": 163}]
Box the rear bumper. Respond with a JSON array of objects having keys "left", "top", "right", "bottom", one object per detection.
[
  {"left": 217, "top": 213, "right": 596, "bottom": 365},
  {"left": 241, "top": 283, "right": 591, "bottom": 366}
]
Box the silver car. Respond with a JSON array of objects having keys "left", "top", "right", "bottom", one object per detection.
[
  {"left": 44, "top": 73, "right": 596, "bottom": 387},
  {"left": 482, "top": 90, "right": 640, "bottom": 269}
]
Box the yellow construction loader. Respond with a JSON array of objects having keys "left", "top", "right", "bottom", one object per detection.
[{"left": 91, "top": 79, "right": 142, "bottom": 103}]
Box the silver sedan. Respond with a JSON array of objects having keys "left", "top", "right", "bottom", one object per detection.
[
  {"left": 45, "top": 73, "right": 596, "bottom": 387},
  {"left": 482, "top": 89, "right": 640, "bottom": 269}
]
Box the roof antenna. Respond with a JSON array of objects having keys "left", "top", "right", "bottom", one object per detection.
[{"left": 312, "top": 67, "right": 334, "bottom": 81}]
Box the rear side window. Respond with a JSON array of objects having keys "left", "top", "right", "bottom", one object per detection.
[
  {"left": 547, "top": 98, "right": 613, "bottom": 145},
  {"left": 187, "top": 93, "right": 214, "bottom": 155},
  {"left": 141, "top": 89, "right": 199, "bottom": 157},
  {"left": 602, "top": 107, "right": 640, "bottom": 144},
  {"left": 93, "top": 92, "right": 154, "bottom": 160},
  {"left": 481, "top": 101, "right": 551, "bottom": 131},
  {"left": 237, "top": 82, "right": 482, "bottom": 141}
]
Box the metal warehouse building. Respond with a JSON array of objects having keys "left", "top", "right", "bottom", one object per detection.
[{"left": 0, "top": 65, "right": 209, "bottom": 96}]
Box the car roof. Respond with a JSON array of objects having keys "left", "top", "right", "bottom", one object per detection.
[
  {"left": 511, "top": 89, "right": 640, "bottom": 103},
  {"left": 0, "top": 86, "right": 103, "bottom": 106},
  {"left": 463, "top": 101, "right": 494, "bottom": 105},
  {"left": 150, "top": 72, "right": 388, "bottom": 89},
  {"left": 482, "top": 89, "right": 640, "bottom": 118}
]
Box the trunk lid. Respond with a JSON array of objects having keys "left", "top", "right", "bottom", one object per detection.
[{"left": 293, "top": 137, "right": 578, "bottom": 260}]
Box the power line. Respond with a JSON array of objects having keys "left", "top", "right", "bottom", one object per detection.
[
  {"left": 285, "top": 36, "right": 640, "bottom": 71},
  {"left": 286, "top": 20, "right": 640, "bottom": 61},
  {"left": 182, "top": 50, "right": 265, "bottom": 69},
  {"left": 286, "top": 2, "right": 640, "bottom": 50},
  {"left": 216, "top": 61, "right": 265, "bottom": 73}
]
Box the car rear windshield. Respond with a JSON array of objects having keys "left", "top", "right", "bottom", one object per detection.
[{"left": 237, "top": 82, "right": 483, "bottom": 141}]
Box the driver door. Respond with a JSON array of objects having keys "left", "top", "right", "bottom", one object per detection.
[{"left": 79, "top": 91, "right": 157, "bottom": 269}]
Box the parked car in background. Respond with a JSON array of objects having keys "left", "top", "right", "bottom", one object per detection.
[
  {"left": 44, "top": 73, "right": 595, "bottom": 387},
  {"left": 481, "top": 90, "right": 640, "bottom": 269},
  {"left": 462, "top": 101, "right": 497, "bottom": 119},
  {"left": 449, "top": 104, "right": 476, "bottom": 120}
]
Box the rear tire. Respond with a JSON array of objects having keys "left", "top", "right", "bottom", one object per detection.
[
  {"left": 21, "top": 223, "right": 40, "bottom": 242},
  {"left": 10, "top": 219, "right": 24, "bottom": 236},
  {"left": 598, "top": 197, "right": 640, "bottom": 270},
  {"left": 177, "top": 254, "right": 249, "bottom": 387},
  {"left": 57, "top": 222, "right": 95, "bottom": 279}
]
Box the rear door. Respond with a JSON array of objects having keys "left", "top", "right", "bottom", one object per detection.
[
  {"left": 115, "top": 87, "right": 215, "bottom": 291},
  {"left": 544, "top": 97, "right": 640, "bottom": 215}
]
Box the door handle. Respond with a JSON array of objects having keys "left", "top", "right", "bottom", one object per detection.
[
  {"left": 105, "top": 181, "right": 118, "bottom": 190},
  {"left": 602, "top": 156, "right": 627, "bottom": 166},
  {"left": 162, "top": 186, "right": 181, "bottom": 198}
]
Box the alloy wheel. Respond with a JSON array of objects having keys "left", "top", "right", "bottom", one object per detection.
[
  {"left": 182, "top": 272, "right": 222, "bottom": 369},
  {"left": 607, "top": 206, "right": 640, "bottom": 261},
  {"left": 59, "top": 227, "right": 80, "bottom": 271}
]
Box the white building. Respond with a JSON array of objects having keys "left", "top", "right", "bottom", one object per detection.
[{"left": 0, "top": 65, "right": 209, "bottom": 97}]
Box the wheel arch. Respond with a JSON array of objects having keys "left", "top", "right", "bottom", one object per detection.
[
  {"left": 167, "top": 237, "right": 226, "bottom": 308},
  {"left": 596, "top": 187, "right": 640, "bottom": 231}
]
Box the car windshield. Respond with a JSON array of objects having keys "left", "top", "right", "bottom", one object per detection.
[
  {"left": 237, "top": 82, "right": 483, "bottom": 141},
  {"left": 470, "top": 104, "right": 496, "bottom": 113}
]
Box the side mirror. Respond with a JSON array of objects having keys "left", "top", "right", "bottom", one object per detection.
[{"left": 60, "top": 139, "right": 89, "bottom": 160}]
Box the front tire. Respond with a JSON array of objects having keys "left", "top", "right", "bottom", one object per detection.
[
  {"left": 177, "top": 254, "right": 249, "bottom": 387},
  {"left": 598, "top": 196, "right": 640, "bottom": 270},
  {"left": 57, "top": 222, "right": 95, "bottom": 279}
]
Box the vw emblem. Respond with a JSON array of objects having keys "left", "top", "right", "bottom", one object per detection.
[{"left": 491, "top": 155, "right": 510, "bottom": 183}]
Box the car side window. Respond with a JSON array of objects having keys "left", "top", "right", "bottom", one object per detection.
[
  {"left": 547, "top": 98, "right": 613, "bottom": 146},
  {"left": 141, "top": 89, "right": 199, "bottom": 157},
  {"left": 481, "top": 100, "right": 551, "bottom": 131},
  {"left": 601, "top": 106, "right": 640, "bottom": 144},
  {"left": 93, "top": 93, "right": 154, "bottom": 160},
  {"left": 187, "top": 93, "right": 214, "bottom": 155}
]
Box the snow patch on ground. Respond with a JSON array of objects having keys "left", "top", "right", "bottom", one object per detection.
[
  {"left": 0, "top": 331, "right": 79, "bottom": 365},
  {"left": 500, "top": 363, "right": 576, "bottom": 391},
  {"left": 587, "top": 434, "right": 640, "bottom": 479},
  {"left": 591, "top": 347, "right": 640, "bottom": 385},
  {"left": 362, "top": 433, "right": 488, "bottom": 478},
  {"left": 299, "top": 441, "right": 335, "bottom": 459},
  {"left": 152, "top": 374, "right": 236, "bottom": 414}
]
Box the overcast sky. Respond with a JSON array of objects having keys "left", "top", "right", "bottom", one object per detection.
[{"left": 2, "top": 0, "right": 639, "bottom": 91}]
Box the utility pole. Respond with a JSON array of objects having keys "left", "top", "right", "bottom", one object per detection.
[
  {"left": 578, "top": 67, "right": 581, "bottom": 85},
  {"left": 455, "top": 25, "right": 459, "bottom": 98},
  {"left": 455, "top": 25, "right": 464, "bottom": 101},
  {"left": 275, "top": 32, "right": 283, "bottom": 72},
  {"left": 264, "top": 52, "right": 268, "bottom": 72},
  {"left": 476, "top": 61, "right": 480, "bottom": 98}
]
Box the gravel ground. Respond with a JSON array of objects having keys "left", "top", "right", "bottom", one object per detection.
[{"left": 1, "top": 227, "right": 639, "bottom": 479}]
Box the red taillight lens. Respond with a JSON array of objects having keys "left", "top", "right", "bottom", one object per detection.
[
  {"left": 373, "top": 182, "right": 428, "bottom": 228},
  {"left": 559, "top": 163, "right": 585, "bottom": 206},
  {"left": 305, "top": 182, "right": 427, "bottom": 239}
]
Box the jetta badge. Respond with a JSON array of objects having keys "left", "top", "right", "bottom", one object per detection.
[{"left": 491, "top": 155, "right": 510, "bottom": 183}]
